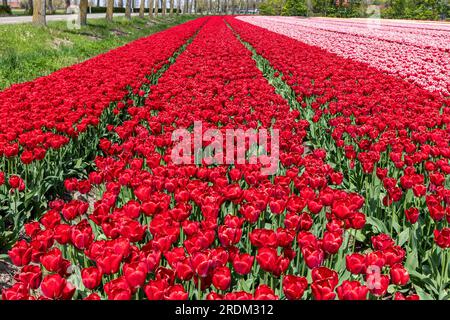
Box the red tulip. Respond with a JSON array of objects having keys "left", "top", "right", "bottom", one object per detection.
[
  {"left": 283, "top": 275, "right": 308, "bottom": 300},
  {"left": 82, "top": 267, "right": 103, "bottom": 290},
  {"left": 8, "top": 240, "right": 32, "bottom": 267},
  {"left": 336, "top": 280, "right": 369, "bottom": 300},
  {"left": 40, "top": 274, "right": 74, "bottom": 300},
  {"left": 232, "top": 253, "right": 254, "bottom": 275},
  {"left": 16, "top": 265, "right": 42, "bottom": 290},
  {"left": 40, "top": 248, "right": 64, "bottom": 273},
  {"left": 212, "top": 266, "right": 231, "bottom": 291},
  {"left": 405, "top": 208, "right": 420, "bottom": 224},
  {"left": 346, "top": 253, "right": 366, "bottom": 275},
  {"left": 256, "top": 247, "right": 278, "bottom": 273},
  {"left": 434, "top": 228, "right": 450, "bottom": 248},
  {"left": 390, "top": 263, "right": 410, "bottom": 286},
  {"left": 254, "top": 285, "right": 278, "bottom": 300},
  {"left": 123, "top": 261, "right": 148, "bottom": 288}
]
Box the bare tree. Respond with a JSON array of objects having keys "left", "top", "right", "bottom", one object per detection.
[
  {"left": 106, "top": 0, "right": 114, "bottom": 21},
  {"left": 80, "top": 0, "right": 88, "bottom": 25},
  {"left": 169, "top": 0, "right": 173, "bottom": 15},
  {"left": 32, "top": 0, "right": 46, "bottom": 25},
  {"left": 161, "top": 0, "right": 166, "bottom": 14},
  {"left": 118, "top": 0, "right": 123, "bottom": 7},
  {"left": 177, "top": 0, "right": 181, "bottom": 14},
  {"left": 184, "top": 0, "right": 188, "bottom": 13},
  {"left": 125, "top": 0, "right": 132, "bottom": 18},
  {"left": 2, "top": 0, "right": 7, "bottom": 7}
]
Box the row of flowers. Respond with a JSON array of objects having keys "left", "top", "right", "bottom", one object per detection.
[
  {"left": 2, "top": 17, "right": 416, "bottom": 300},
  {"left": 226, "top": 16, "right": 449, "bottom": 299},
  {"left": 237, "top": 16, "right": 450, "bottom": 96},
  {"left": 0, "top": 18, "right": 206, "bottom": 160},
  {"left": 286, "top": 17, "right": 450, "bottom": 51},
  {"left": 0, "top": 18, "right": 207, "bottom": 248}
]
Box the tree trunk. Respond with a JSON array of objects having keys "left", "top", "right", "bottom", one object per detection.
[
  {"left": 231, "top": 0, "right": 235, "bottom": 13},
  {"left": 216, "top": 0, "right": 219, "bottom": 13},
  {"left": 125, "top": 0, "right": 131, "bottom": 18},
  {"left": 33, "top": 0, "right": 46, "bottom": 25},
  {"left": 118, "top": 0, "right": 123, "bottom": 7},
  {"left": 2, "top": 0, "right": 7, "bottom": 7},
  {"left": 176, "top": 0, "right": 180, "bottom": 14},
  {"left": 155, "top": 0, "right": 159, "bottom": 15},
  {"left": 96, "top": 0, "right": 100, "bottom": 7},
  {"left": 106, "top": 0, "right": 113, "bottom": 20},
  {"left": 208, "top": 0, "right": 211, "bottom": 13},
  {"left": 169, "top": 0, "right": 173, "bottom": 15},
  {"left": 183, "top": 0, "right": 188, "bottom": 13},
  {"left": 139, "top": 0, "right": 145, "bottom": 17},
  {"left": 245, "top": 0, "right": 248, "bottom": 12},
  {"left": 149, "top": 0, "right": 153, "bottom": 16},
  {"left": 79, "top": 0, "right": 88, "bottom": 25},
  {"left": 161, "top": 0, "right": 165, "bottom": 15}
]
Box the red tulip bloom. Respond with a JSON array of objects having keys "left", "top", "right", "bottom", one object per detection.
[
  {"left": 8, "top": 175, "right": 25, "bottom": 191},
  {"left": 40, "top": 248, "right": 64, "bottom": 273},
  {"left": 283, "top": 275, "right": 308, "bottom": 300},
  {"left": 390, "top": 263, "right": 410, "bottom": 286},
  {"left": 40, "top": 274, "right": 74, "bottom": 300},
  {"left": 434, "top": 228, "right": 450, "bottom": 248},
  {"left": 123, "top": 261, "right": 148, "bottom": 288},
  {"left": 144, "top": 279, "right": 168, "bottom": 300},
  {"left": 336, "top": 280, "right": 369, "bottom": 300},
  {"left": 322, "top": 231, "right": 343, "bottom": 254},
  {"left": 82, "top": 267, "right": 103, "bottom": 290},
  {"left": 8, "top": 240, "right": 32, "bottom": 267},
  {"left": 232, "top": 253, "right": 254, "bottom": 275},
  {"left": 84, "top": 293, "right": 101, "bottom": 300},
  {"left": 405, "top": 208, "right": 420, "bottom": 224},
  {"left": 302, "top": 245, "right": 324, "bottom": 269},
  {"left": 104, "top": 277, "right": 132, "bottom": 300},
  {"left": 256, "top": 247, "right": 278, "bottom": 273},
  {"left": 165, "top": 285, "right": 188, "bottom": 300},
  {"left": 254, "top": 285, "right": 278, "bottom": 300},
  {"left": 346, "top": 253, "right": 366, "bottom": 274},
  {"left": 311, "top": 281, "right": 336, "bottom": 300},
  {"left": 212, "top": 266, "right": 231, "bottom": 291},
  {"left": 16, "top": 265, "right": 42, "bottom": 290}
]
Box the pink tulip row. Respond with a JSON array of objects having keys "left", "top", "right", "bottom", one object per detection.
[
  {"left": 237, "top": 16, "right": 450, "bottom": 96},
  {"left": 301, "top": 18, "right": 450, "bottom": 51}
]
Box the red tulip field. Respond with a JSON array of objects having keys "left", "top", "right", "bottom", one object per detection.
[{"left": 0, "top": 16, "right": 449, "bottom": 301}]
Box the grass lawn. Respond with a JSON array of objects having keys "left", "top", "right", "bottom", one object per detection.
[{"left": 0, "top": 15, "right": 197, "bottom": 90}]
